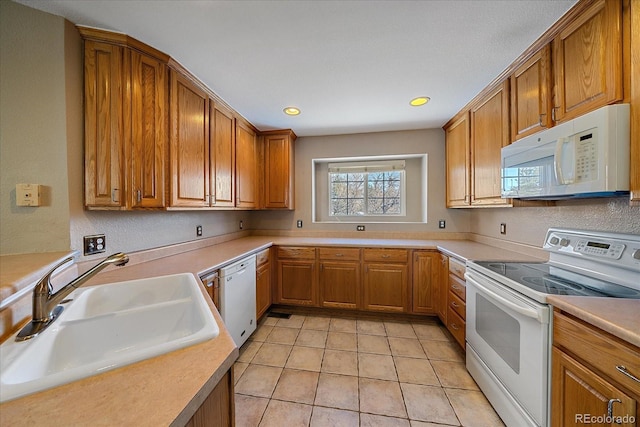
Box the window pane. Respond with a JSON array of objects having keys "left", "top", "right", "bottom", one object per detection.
[
  {"left": 331, "top": 182, "right": 347, "bottom": 197},
  {"left": 330, "top": 173, "right": 348, "bottom": 183},
  {"left": 330, "top": 198, "right": 347, "bottom": 216},
  {"left": 347, "top": 180, "right": 364, "bottom": 198},
  {"left": 368, "top": 198, "right": 383, "bottom": 214},
  {"left": 348, "top": 198, "right": 364, "bottom": 215}
]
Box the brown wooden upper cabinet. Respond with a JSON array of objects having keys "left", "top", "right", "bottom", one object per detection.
[
  {"left": 210, "top": 103, "right": 236, "bottom": 208},
  {"left": 262, "top": 130, "right": 296, "bottom": 210},
  {"left": 445, "top": 112, "right": 470, "bottom": 208},
  {"left": 552, "top": 0, "right": 623, "bottom": 123},
  {"left": 510, "top": 45, "right": 552, "bottom": 141},
  {"left": 236, "top": 121, "right": 260, "bottom": 209},
  {"left": 130, "top": 51, "right": 167, "bottom": 208},
  {"left": 169, "top": 70, "right": 210, "bottom": 207},
  {"left": 83, "top": 39, "right": 124, "bottom": 209},
  {"left": 470, "top": 80, "right": 511, "bottom": 207},
  {"left": 82, "top": 29, "right": 169, "bottom": 210}
]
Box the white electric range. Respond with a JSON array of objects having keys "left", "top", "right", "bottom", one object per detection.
[{"left": 464, "top": 228, "right": 640, "bottom": 427}]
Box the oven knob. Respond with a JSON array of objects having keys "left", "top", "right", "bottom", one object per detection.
[
  {"left": 559, "top": 238, "right": 570, "bottom": 247},
  {"left": 550, "top": 237, "right": 559, "bottom": 245},
  {"left": 633, "top": 249, "right": 640, "bottom": 260}
]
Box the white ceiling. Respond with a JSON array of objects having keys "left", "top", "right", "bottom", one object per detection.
[{"left": 17, "top": 0, "right": 577, "bottom": 137}]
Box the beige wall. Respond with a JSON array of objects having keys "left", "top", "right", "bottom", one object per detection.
[
  {"left": 0, "top": 1, "right": 71, "bottom": 254},
  {"left": 470, "top": 197, "right": 640, "bottom": 248},
  {"left": 0, "top": 1, "right": 250, "bottom": 260},
  {"left": 251, "top": 129, "right": 471, "bottom": 234}
]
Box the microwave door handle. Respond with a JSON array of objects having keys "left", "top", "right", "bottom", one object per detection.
[
  {"left": 466, "top": 275, "right": 542, "bottom": 322},
  {"left": 554, "top": 137, "right": 567, "bottom": 185}
]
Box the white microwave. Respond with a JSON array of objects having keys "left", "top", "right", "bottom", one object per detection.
[{"left": 501, "top": 104, "right": 630, "bottom": 200}]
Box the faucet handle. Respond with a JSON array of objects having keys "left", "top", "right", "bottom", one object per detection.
[{"left": 34, "top": 257, "right": 75, "bottom": 294}]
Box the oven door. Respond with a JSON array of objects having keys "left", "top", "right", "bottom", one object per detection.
[{"left": 465, "top": 270, "right": 551, "bottom": 427}]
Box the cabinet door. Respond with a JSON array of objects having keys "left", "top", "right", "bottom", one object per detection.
[
  {"left": 84, "top": 40, "right": 124, "bottom": 208},
  {"left": 553, "top": 0, "right": 622, "bottom": 123},
  {"left": 169, "top": 71, "right": 210, "bottom": 207},
  {"left": 264, "top": 132, "right": 295, "bottom": 209},
  {"left": 552, "top": 347, "right": 637, "bottom": 427},
  {"left": 412, "top": 251, "right": 439, "bottom": 314},
  {"left": 236, "top": 123, "right": 258, "bottom": 209},
  {"left": 436, "top": 255, "right": 448, "bottom": 323},
  {"left": 470, "top": 80, "right": 511, "bottom": 206},
  {"left": 445, "top": 113, "right": 470, "bottom": 207},
  {"left": 256, "top": 261, "right": 271, "bottom": 319},
  {"left": 130, "top": 51, "right": 167, "bottom": 208},
  {"left": 363, "top": 263, "right": 407, "bottom": 313},
  {"left": 319, "top": 261, "right": 360, "bottom": 310},
  {"left": 210, "top": 104, "right": 235, "bottom": 207},
  {"left": 277, "top": 260, "right": 317, "bottom": 306},
  {"left": 185, "top": 370, "right": 233, "bottom": 427},
  {"left": 510, "top": 45, "right": 552, "bottom": 141}
]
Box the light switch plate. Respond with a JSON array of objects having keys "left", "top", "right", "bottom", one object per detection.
[{"left": 16, "top": 183, "right": 41, "bottom": 206}]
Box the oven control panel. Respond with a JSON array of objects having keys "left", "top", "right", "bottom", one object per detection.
[
  {"left": 573, "top": 240, "right": 625, "bottom": 259},
  {"left": 544, "top": 229, "right": 640, "bottom": 267}
]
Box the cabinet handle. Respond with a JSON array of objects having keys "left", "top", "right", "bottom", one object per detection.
[
  {"left": 382, "top": 254, "right": 390, "bottom": 259},
  {"left": 210, "top": 193, "right": 216, "bottom": 204},
  {"left": 607, "top": 398, "right": 622, "bottom": 418},
  {"left": 551, "top": 107, "right": 558, "bottom": 122},
  {"left": 335, "top": 253, "right": 344, "bottom": 257},
  {"left": 538, "top": 114, "right": 546, "bottom": 128},
  {"left": 450, "top": 323, "right": 459, "bottom": 331},
  {"left": 136, "top": 189, "right": 142, "bottom": 203},
  {"left": 112, "top": 188, "right": 120, "bottom": 203},
  {"left": 451, "top": 301, "right": 459, "bottom": 308},
  {"left": 616, "top": 366, "right": 640, "bottom": 383}
]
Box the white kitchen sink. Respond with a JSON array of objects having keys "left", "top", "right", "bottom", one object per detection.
[{"left": 0, "top": 273, "right": 218, "bottom": 402}]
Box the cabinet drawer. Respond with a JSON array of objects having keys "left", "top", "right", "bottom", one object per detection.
[
  {"left": 449, "top": 274, "right": 466, "bottom": 301},
  {"left": 554, "top": 312, "right": 640, "bottom": 396},
  {"left": 447, "top": 307, "right": 466, "bottom": 349},
  {"left": 256, "top": 248, "right": 270, "bottom": 267},
  {"left": 277, "top": 246, "right": 316, "bottom": 260},
  {"left": 449, "top": 290, "right": 466, "bottom": 320},
  {"left": 448, "top": 257, "right": 466, "bottom": 280},
  {"left": 318, "top": 247, "right": 361, "bottom": 261},
  {"left": 363, "top": 248, "right": 408, "bottom": 263}
]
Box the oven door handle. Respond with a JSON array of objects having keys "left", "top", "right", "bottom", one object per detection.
[{"left": 466, "top": 275, "right": 542, "bottom": 322}]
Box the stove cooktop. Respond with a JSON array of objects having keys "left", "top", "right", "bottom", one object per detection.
[{"left": 473, "top": 261, "right": 640, "bottom": 299}]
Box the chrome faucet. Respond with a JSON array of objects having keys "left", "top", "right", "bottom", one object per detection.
[{"left": 16, "top": 252, "right": 129, "bottom": 341}]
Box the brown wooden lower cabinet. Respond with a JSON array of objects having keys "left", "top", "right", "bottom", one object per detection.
[
  {"left": 436, "top": 254, "right": 449, "bottom": 323},
  {"left": 412, "top": 251, "right": 440, "bottom": 314},
  {"left": 185, "top": 369, "right": 234, "bottom": 427},
  {"left": 551, "top": 311, "right": 639, "bottom": 427},
  {"left": 256, "top": 261, "right": 271, "bottom": 319},
  {"left": 362, "top": 262, "right": 407, "bottom": 313},
  {"left": 276, "top": 259, "right": 317, "bottom": 306},
  {"left": 319, "top": 260, "right": 360, "bottom": 309}
]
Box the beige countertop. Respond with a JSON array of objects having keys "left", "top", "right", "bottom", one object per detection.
[
  {"left": 547, "top": 295, "right": 640, "bottom": 348},
  {"left": 1, "top": 235, "right": 629, "bottom": 426}
]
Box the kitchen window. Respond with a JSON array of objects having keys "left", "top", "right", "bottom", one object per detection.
[
  {"left": 312, "top": 155, "right": 426, "bottom": 223},
  {"left": 328, "top": 160, "right": 405, "bottom": 217}
]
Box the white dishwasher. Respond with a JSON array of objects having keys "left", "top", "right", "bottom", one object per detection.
[{"left": 219, "top": 255, "right": 256, "bottom": 347}]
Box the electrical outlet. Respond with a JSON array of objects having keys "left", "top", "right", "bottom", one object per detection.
[
  {"left": 438, "top": 220, "right": 446, "bottom": 229},
  {"left": 196, "top": 225, "right": 203, "bottom": 237},
  {"left": 84, "top": 234, "right": 106, "bottom": 256},
  {"left": 239, "top": 220, "right": 244, "bottom": 230},
  {"left": 297, "top": 220, "right": 303, "bottom": 228},
  {"left": 500, "top": 223, "right": 507, "bottom": 235},
  {"left": 356, "top": 225, "right": 365, "bottom": 231}
]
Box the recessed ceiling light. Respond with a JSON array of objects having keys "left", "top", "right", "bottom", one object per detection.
[
  {"left": 283, "top": 106, "right": 301, "bottom": 116},
  {"left": 410, "top": 97, "right": 430, "bottom": 107}
]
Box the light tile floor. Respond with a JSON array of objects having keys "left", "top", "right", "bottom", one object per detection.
[{"left": 234, "top": 314, "right": 504, "bottom": 427}]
